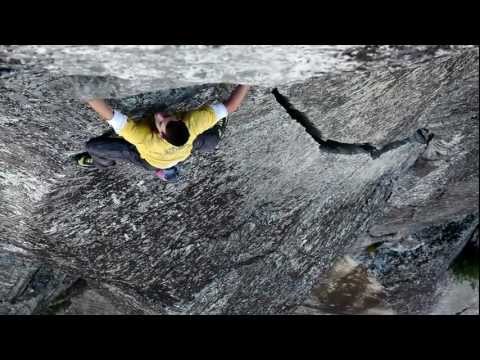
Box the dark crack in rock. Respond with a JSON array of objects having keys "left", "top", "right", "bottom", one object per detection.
[{"left": 285, "top": 49, "right": 479, "bottom": 315}]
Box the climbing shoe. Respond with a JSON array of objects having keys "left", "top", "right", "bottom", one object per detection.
[
  {"left": 217, "top": 116, "right": 229, "bottom": 139},
  {"left": 155, "top": 166, "right": 180, "bottom": 182},
  {"left": 75, "top": 152, "right": 95, "bottom": 168}
]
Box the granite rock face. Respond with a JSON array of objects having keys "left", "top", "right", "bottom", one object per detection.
[
  {"left": 0, "top": 45, "right": 474, "bottom": 100},
  {"left": 0, "top": 46, "right": 478, "bottom": 314},
  {"left": 0, "top": 249, "right": 147, "bottom": 314},
  {"left": 0, "top": 250, "right": 74, "bottom": 314},
  {"left": 279, "top": 50, "right": 479, "bottom": 314}
]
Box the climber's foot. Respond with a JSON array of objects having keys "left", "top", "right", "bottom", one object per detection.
[
  {"left": 155, "top": 166, "right": 180, "bottom": 182},
  {"left": 74, "top": 152, "right": 96, "bottom": 168},
  {"left": 217, "top": 116, "right": 229, "bottom": 139}
]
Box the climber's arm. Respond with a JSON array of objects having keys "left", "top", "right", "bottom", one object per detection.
[
  {"left": 86, "top": 99, "right": 114, "bottom": 121},
  {"left": 86, "top": 98, "right": 128, "bottom": 135},
  {"left": 223, "top": 85, "right": 251, "bottom": 114},
  {"left": 187, "top": 84, "right": 251, "bottom": 134}
]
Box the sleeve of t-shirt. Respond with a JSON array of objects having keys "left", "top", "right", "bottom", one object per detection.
[
  {"left": 107, "top": 110, "right": 128, "bottom": 134},
  {"left": 185, "top": 103, "right": 228, "bottom": 138},
  {"left": 210, "top": 103, "right": 228, "bottom": 120}
]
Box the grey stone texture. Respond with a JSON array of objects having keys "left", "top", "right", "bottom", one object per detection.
[{"left": 0, "top": 45, "right": 477, "bottom": 314}]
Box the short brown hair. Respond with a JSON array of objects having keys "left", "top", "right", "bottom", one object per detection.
[{"left": 164, "top": 121, "right": 189, "bottom": 146}]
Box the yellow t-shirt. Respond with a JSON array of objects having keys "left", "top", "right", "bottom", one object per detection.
[{"left": 119, "top": 106, "right": 218, "bottom": 169}]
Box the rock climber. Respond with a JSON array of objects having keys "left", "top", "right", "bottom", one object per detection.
[{"left": 75, "top": 84, "right": 251, "bottom": 181}]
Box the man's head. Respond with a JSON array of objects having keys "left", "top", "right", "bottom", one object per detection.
[{"left": 154, "top": 112, "right": 189, "bottom": 146}]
